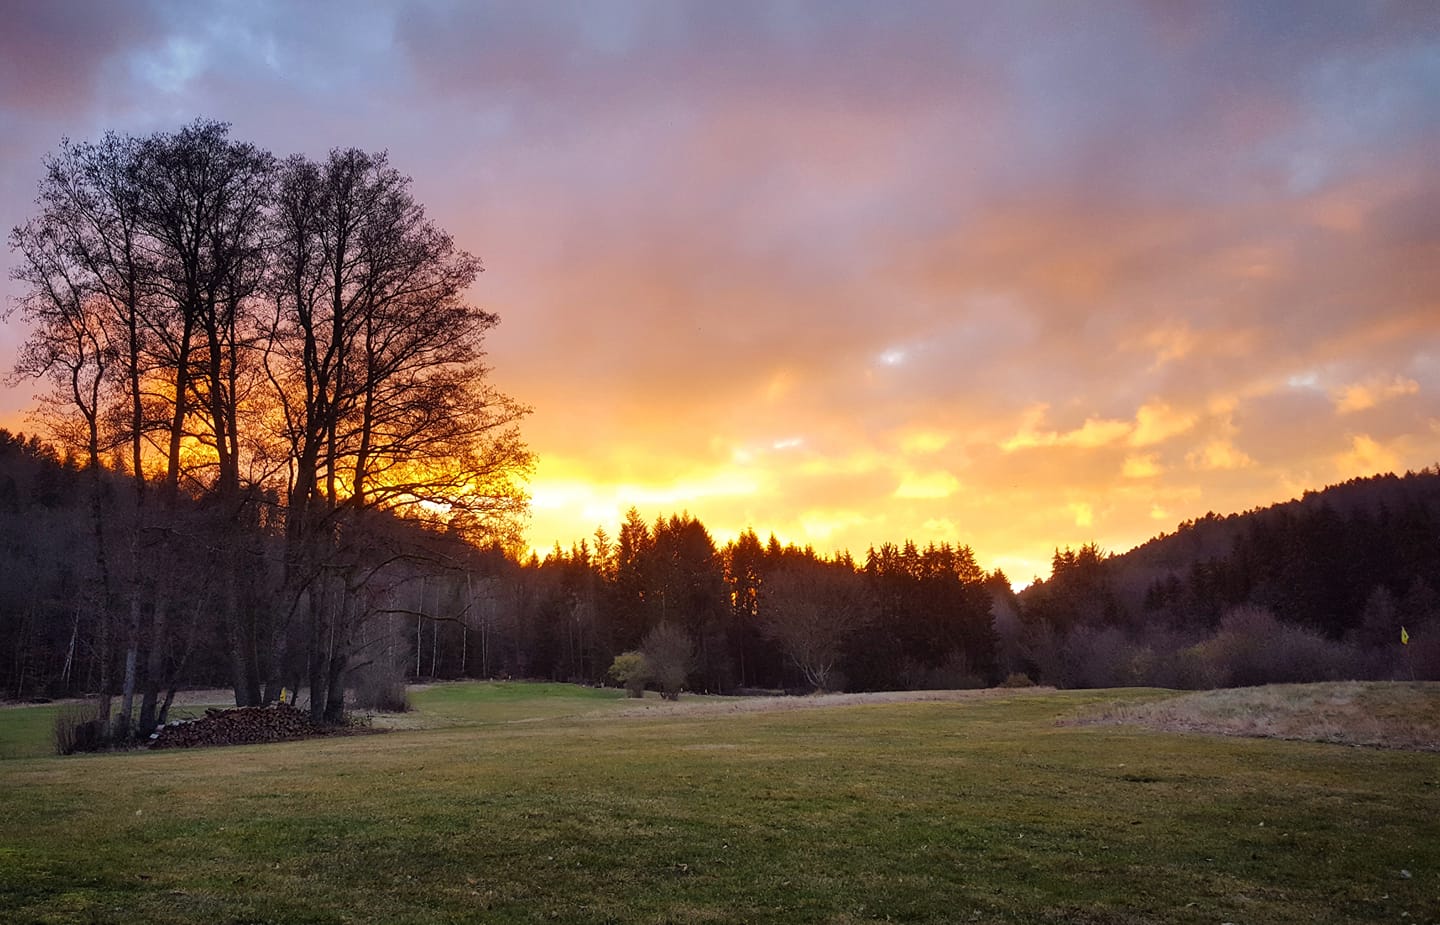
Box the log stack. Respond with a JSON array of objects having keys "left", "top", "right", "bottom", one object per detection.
[{"left": 148, "top": 704, "right": 327, "bottom": 749}]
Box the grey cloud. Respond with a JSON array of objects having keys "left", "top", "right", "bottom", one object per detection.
[{"left": 0, "top": 0, "right": 161, "bottom": 113}]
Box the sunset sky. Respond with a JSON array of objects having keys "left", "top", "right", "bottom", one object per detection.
[{"left": 2, "top": 1, "right": 1438, "bottom": 582}]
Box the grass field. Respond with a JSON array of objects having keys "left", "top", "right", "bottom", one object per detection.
[
  {"left": 0, "top": 697, "right": 237, "bottom": 761},
  {"left": 1, "top": 682, "right": 1437, "bottom": 924}
]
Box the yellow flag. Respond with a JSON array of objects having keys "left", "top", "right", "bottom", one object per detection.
[{"left": 1401, "top": 626, "right": 1409, "bottom": 646}]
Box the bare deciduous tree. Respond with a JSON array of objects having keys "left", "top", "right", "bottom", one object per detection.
[
  {"left": 760, "top": 562, "right": 868, "bottom": 692},
  {"left": 640, "top": 623, "right": 692, "bottom": 700},
  {"left": 265, "top": 148, "right": 531, "bottom": 722}
]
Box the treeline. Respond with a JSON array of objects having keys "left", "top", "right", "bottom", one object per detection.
[
  {"left": 469, "top": 473, "right": 1440, "bottom": 692},
  {"left": 9, "top": 427, "right": 1436, "bottom": 709},
  {"left": 4, "top": 121, "right": 529, "bottom": 741},
  {"left": 511, "top": 511, "right": 1002, "bottom": 694},
  {"left": 495, "top": 471, "right": 1440, "bottom": 693},
  {"left": 0, "top": 436, "right": 1003, "bottom": 701}
]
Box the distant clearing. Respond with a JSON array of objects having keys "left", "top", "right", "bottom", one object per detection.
[{"left": 1069, "top": 681, "right": 1440, "bottom": 751}]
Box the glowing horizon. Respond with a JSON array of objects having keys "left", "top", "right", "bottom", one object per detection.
[{"left": 2, "top": 3, "right": 1438, "bottom": 585}]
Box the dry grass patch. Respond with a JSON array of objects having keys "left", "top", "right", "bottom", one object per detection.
[{"left": 1070, "top": 681, "right": 1440, "bottom": 751}]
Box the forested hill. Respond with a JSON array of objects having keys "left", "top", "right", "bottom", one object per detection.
[
  {"left": 1013, "top": 469, "right": 1440, "bottom": 687},
  {"left": 1121, "top": 469, "right": 1440, "bottom": 574},
  {"left": 1115, "top": 469, "right": 1440, "bottom": 634}
]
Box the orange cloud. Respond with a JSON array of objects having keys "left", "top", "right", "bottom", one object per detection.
[
  {"left": 1129, "top": 401, "right": 1197, "bottom": 447},
  {"left": 1067, "top": 502, "right": 1095, "bottom": 528},
  {"left": 1141, "top": 323, "right": 1199, "bottom": 368},
  {"left": 1001, "top": 405, "right": 1130, "bottom": 452},
  {"left": 1333, "top": 376, "right": 1419, "bottom": 414},
  {"left": 1337, "top": 434, "right": 1400, "bottom": 477},
  {"left": 1123, "top": 454, "right": 1163, "bottom": 479},
  {"left": 1188, "top": 440, "right": 1255, "bottom": 471},
  {"left": 1002, "top": 401, "right": 1197, "bottom": 457},
  {"left": 894, "top": 471, "right": 961, "bottom": 500},
  {"left": 898, "top": 428, "right": 952, "bottom": 455}
]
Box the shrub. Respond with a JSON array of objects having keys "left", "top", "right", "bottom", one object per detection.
[
  {"left": 998, "top": 672, "right": 1035, "bottom": 688},
  {"left": 1151, "top": 645, "right": 1219, "bottom": 690},
  {"left": 1021, "top": 620, "right": 1065, "bottom": 687},
  {"left": 608, "top": 651, "right": 651, "bottom": 697},
  {"left": 1062, "top": 626, "right": 1140, "bottom": 688},
  {"left": 54, "top": 701, "right": 107, "bottom": 755},
  {"left": 362, "top": 679, "right": 411, "bottom": 713},
  {"left": 900, "top": 651, "right": 985, "bottom": 691},
  {"left": 351, "top": 662, "right": 412, "bottom": 713},
  {"left": 640, "top": 624, "right": 694, "bottom": 701},
  {"left": 1196, "top": 606, "right": 1359, "bottom": 688}
]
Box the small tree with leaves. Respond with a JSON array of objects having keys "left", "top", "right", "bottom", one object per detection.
[{"left": 608, "top": 650, "right": 650, "bottom": 697}]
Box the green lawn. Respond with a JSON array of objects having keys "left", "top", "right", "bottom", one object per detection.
[
  {"left": 1, "top": 684, "right": 1437, "bottom": 924},
  {"left": 0, "top": 699, "right": 235, "bottom": 761},
  {"left": 0, "top": 682, "right": 653, "bottom": 760},
  {"left": 405, "top": 680, "right": 668, "bottom": 726},
  {"left": 0, "top": 704, "right": 66, "bottom": 761}
]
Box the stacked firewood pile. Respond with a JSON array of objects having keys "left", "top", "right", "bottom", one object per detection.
[{"left": 149, "top": 704, "right": 329, "bottom": 749}]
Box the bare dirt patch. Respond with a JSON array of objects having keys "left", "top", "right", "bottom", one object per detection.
[{"left": 1067, "top": 681, "right": 1440, "bottom": 751}]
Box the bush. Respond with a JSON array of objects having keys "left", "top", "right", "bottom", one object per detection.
[
  {"left": 1150, "top": 644, "right": 1219, "bottom": 690},
  {"left": 998, "top": 672, "right": 1035, "bottom": 688},
  {"left": 351, "top": 663, "right": 411, "bottom": 713},
  {"left": 899, "top": 651, "right": 984, "bottom": 690},
  {"left": 1195, "top": 606, "right": 1359, "bottom": 688},
  {"left": 1062, "top": 626, "right": 1141, "bottom": 688},
  {"left": 640, "top": 624, "right": 694, "bottom": 701},
  {"left": 54, "top": 701, "right": 107, "bottom": 755},
  {"left": 608, "top": 651, "right": 650, "bottom": 698}
]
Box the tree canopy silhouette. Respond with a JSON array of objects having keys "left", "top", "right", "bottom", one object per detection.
[{"left": 7, "top": 120, "right": 531, "bottom": 734}]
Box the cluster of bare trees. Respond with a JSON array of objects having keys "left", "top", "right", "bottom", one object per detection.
[{"left": 8, "top": 121, "right": 530, "bottom": 737}]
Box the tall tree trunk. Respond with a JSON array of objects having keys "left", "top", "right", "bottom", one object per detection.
[
  {"left": 158, "top": 687, "right": 178, "bottom": 727},
  {"left": 323, "top": 585, "right": 352, "bottom": 724},
  {"left": 264, "top": 582, "right": 299, "bottom": 704},
  {"left": 222, "top": 549, "right": 253, "bottom": 706},
  {"left": 324, "top": 648, "right": 348, "bottom": 724},
  {"left": 137, "top": 595, "right": 169, "bottom": 735},
  {"left": 118, "top": 612, "right": 139, "bottom": 740},
  {"left": 92, "top": 606, "right": 113, "bottom": 735},
  {"left": 161, "top": 320, "right": 193, "bottom": 502},
  {"left": 307, "top": 582, "right": 329, "bottom": 723}
]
